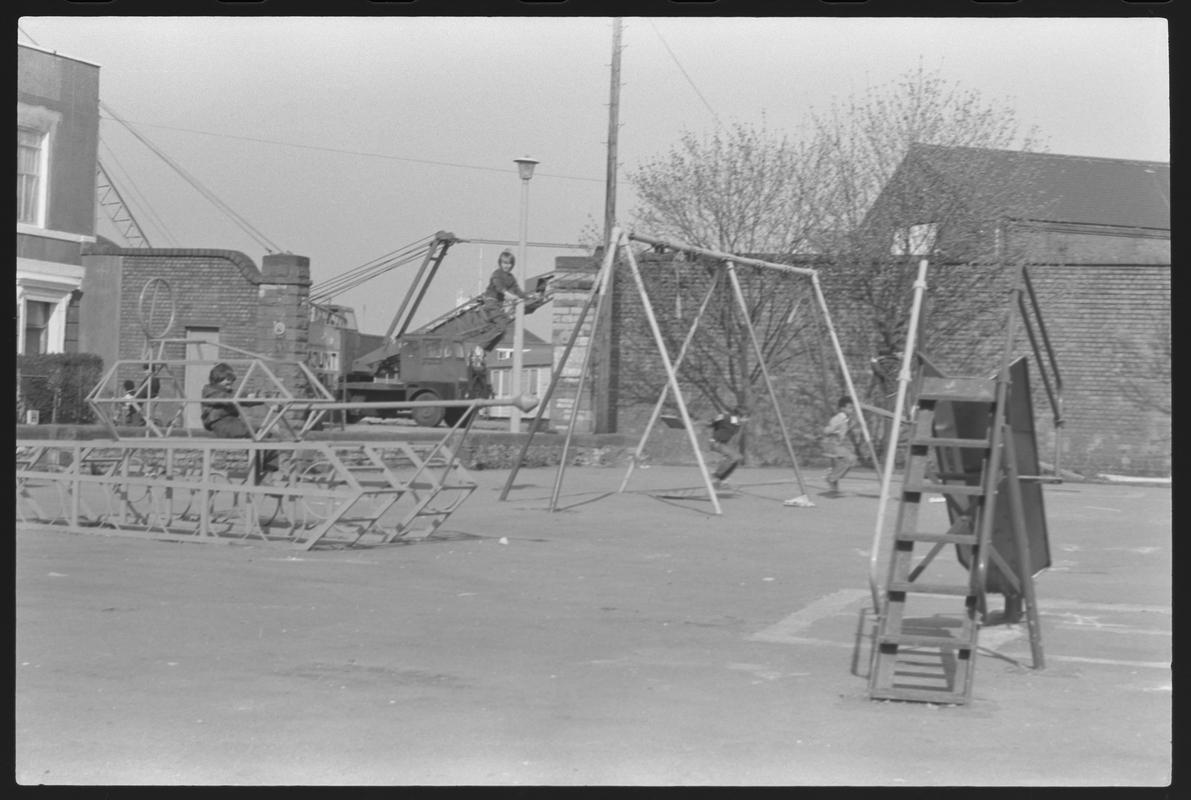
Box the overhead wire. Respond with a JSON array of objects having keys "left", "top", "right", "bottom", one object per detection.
[
  {"left": 98, "top": 115, "right": 605, "bottom": 185},
  {"left": 647, "top": 19, "right": 725, "bottom": 129},
  {"left": 307, "top": 234, "right": 437, "bottom": 304},
  {"left": 100, "top": 101, "right": 285, "bottom": 254}
]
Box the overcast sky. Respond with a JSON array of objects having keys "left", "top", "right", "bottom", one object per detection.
[{"left": 19, "top": 16, "right": 1169, "bottom": 336}]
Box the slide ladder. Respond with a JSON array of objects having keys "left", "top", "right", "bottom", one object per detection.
[{"left": 869, "top": 369, "right": 1045, "bottom": 704}]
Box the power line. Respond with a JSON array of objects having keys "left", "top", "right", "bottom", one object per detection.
[
  {"left": 648, "top": 19, "right": 725, "bottom": 129},
  {"left": 101, "top": 102, "right": 285, "bottom": 254},
  {"left": 98, "top": 115, "right": 606, "bottom": 185}
]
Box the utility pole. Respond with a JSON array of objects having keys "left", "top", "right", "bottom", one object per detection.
[{"left": 593, "top": 17, "right": 622, "bottom": 433}]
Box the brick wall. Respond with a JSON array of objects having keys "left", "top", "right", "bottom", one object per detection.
[
  {"left": 606, "top": 251, "right": 837, "bottom": 466},
  {"left": 548, "top": 256, "right": 601, "bottom": 431},
  {"left": 603, "top": 250, "right": 1170, "bottom": 476},
  {"left": 1021, "top": 264, "right": 1170, "bottom": 476},
  {"left": 111, "top": 250, "right": 262, "bottom": 368},
  {"left": 256, "top": 253, "right": 313, "bottom": 395},
  {"left": 1011, "top": 226, "right": 1170, "bottom": 265}
]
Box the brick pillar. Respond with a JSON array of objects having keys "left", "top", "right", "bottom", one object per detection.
[
  {"left": 549, "top": 255, "right": 600, "bottom": 433},
  {"left": 257, "top": 254, "right": 311, "bottom": 397}
]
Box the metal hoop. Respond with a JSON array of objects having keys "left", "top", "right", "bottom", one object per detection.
[{"left": 137, "top": 277, "right": 177, "bottom": 340}]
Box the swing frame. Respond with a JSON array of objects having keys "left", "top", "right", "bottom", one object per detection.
[{"left": 498, "top": 228, "right": 882, "bottom": 515}]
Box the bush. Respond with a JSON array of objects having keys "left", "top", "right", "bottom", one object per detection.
[{"left": 17, "top": 353, "right": 105, "bottom": 425}]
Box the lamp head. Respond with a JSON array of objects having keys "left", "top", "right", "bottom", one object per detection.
[{"left": 514, "top": 156, "right": 540, "bottom": 181}]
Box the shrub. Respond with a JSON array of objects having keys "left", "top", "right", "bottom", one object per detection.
[{"left": 17, "top": 353, "right": 105, "bottom": 425}]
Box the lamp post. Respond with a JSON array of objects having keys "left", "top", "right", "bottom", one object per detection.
[{"left": 510, "top": 156, "right": 539, "bottom": 432}]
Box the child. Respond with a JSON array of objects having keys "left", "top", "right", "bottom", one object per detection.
[
  {"left": 708, "top": 406, "right": 747, "bottom": 491},
  {"left": 201, "top": 363, "right": 278, "bottom": 474},
  {"left": 480, "top": 249, "right": 530, "bottom": 348},
  {"left": 822, "top": 395, "right": 857, "bottom": 493},
  {"left": 121, "top": 380, "right": 141, "bottom": 425}
]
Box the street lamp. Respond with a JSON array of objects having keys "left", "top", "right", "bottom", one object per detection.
[{"left": 510, "top": 156, "right": 539, "bottom": 432}]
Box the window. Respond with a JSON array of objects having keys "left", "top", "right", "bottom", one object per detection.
[
  {"left": 891, "top": 222, "right": 939, "bottom": 256},
  {"left": 23, "top": 300, "right": 53, "bottom": 356},
  {"left": 17, "top": 127, "right": 46, "bottom": 225},
  {"left": 490, "top": 366, "right": 547, "bottom": 406}
]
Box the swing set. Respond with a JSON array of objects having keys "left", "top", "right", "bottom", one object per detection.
[{"left": 498, "top": 227, "right": 882, "bottom": 514}]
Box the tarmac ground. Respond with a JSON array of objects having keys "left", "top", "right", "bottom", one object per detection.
[{"left": 15, "top": 465, "right": 1172, "bottom": 786}]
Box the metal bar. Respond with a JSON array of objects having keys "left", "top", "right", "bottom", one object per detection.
[
  {"left": 499, "top": 229, "right": 619, "bottom": 502},
  {"left": 385, "top": 234, "right": 453, "bottom": 341},
  {"left": 618, "top": 270, "right": 721, "bottom": 494},
  {"left": 627, "top": 232, "right": 818, "bottom": 277},
  {"left": 810, "top": 272, "right": 883, "bottom": 482},
  {"left": 548, "top": 246, "right": 617, "bottom": 511},
  {"left": 622, "top": 235, "right": 722, "bottom": 514},
  {"left": 1002, "top": 429, "right": 1045, "bottom": 669},
  {"left": 725, "top": 261, "right": 809, "bottom": 498},
  {"left": 868, "top": 258, "right": 929, "bottom": 611}
]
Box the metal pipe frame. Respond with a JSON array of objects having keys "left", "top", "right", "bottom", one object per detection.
[{"left": 16, "top": 437, "right": 478, "bottom": 550}]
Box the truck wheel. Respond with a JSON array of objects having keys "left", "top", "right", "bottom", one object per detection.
[
  {"left": 443, "top": 406, "right": 475, "bottom": 427},
  {"left": 411, "top": 392, "right": 445, "bottom": 428}
]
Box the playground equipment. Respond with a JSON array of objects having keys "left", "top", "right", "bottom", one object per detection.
[
  {"left": 498, "top": 227, "right": 881, "bottom": 514},
  {"left": 16, "top": 278, "right": 540, "bottom": 549},
  {"left": 866, "top": 259, "right": 1063, "bottom": 704}
]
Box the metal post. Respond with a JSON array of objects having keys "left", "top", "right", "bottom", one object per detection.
[
  {"left": 622, "top": 238, "right": 722, "bottom": 514},
  {"left": 725, "top": 261, "right": 811, "bottom": 501},
  {"left": 867, "top": 258, "right": 929, "bottom": 612},
  {"left": 809, "top": 272, "right": 882, "bottom": 482},
  {"left": 500, "top": 234, "right": 619, "bottom": 503},
  {"left": 510, "top": 157, "right": 538, "bottom": 432},
  {"left": 619, "top": 272, "right": 721, "bottom": 494}
]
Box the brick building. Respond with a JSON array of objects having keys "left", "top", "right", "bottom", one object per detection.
[
  {"left": 78, "top": 245, "right": 311, "bottom": 429},
  {"left": 576, "top": 146, "right": 1169, "bottom": 477},
  {"left": 17, "top": 43, "right": 100, "bottom": 356},
  {"left": 863, "top": 145, "right": 1170, "bottom": 476}
]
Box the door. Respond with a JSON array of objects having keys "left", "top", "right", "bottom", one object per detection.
[{"left": 184, "top": 328, "right": 220, "bottom": 429}]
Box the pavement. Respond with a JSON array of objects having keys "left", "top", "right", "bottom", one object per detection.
[{"left": 15, "top": 465, "right": 1172, "bottom": 786}]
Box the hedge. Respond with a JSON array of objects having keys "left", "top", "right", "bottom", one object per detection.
[{"left": 17, "top": 353, "right": 105, "bottom": 425}]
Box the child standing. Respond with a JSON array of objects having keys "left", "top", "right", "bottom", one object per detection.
[
  {"left": 121, "top": 380, "right": 141, "bottom": 425},
  {"left": 708, "top": 406, "right": 747, "bottom": 491},
  {"left": 822, "top": 395, "right": 857, "bottom": 493}
]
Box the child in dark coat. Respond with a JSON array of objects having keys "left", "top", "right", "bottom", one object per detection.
[
  {"left": 708, "top": 406, "right": 747, "bottom": 490},
  {"left": 201, "top": 363, "right": 278, "bottom": 474}
]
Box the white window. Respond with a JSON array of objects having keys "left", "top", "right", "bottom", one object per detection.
[
  {"left": 891, "top": 222, "right": 938, "bottom": 256},
  {"left": 488, "top": 367, "right": 548, "bottom": 415},
  {"left": 17, "top": 126, "right": 47, "bottom": 226},
  {"left": 18, "top": 297, "right": 64, "bottom": 356}
]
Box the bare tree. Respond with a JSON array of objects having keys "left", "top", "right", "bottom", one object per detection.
[
  {"left": 622, "top": 121, "right": 831, "bottom": 460},
  {"left": 619, "top": 66, "right": 1046, "bottom": 461},
  {"left": 807, "top": 64, "right": 1047, "bottom": 374}
]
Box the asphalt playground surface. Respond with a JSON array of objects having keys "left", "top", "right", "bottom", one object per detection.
[{"left": 15, "top": 464, "right": 1172, "bottom": 786}]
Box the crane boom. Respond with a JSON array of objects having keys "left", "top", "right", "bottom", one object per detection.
[{"left": 95, "top": 160, "right": 152, "bottom": 247}]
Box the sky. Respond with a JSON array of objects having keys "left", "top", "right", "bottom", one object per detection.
[{"left": 18, "top": 15, "right": 1170, "bottom": 338}]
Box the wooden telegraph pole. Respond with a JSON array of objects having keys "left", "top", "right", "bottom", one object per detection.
[{"left": 593, "top": 17, "right": 622, "bottom": 433}]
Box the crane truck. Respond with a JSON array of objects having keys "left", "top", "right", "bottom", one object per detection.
[{"left": 334, "top": 231, "right": 553, "bottom": 427}]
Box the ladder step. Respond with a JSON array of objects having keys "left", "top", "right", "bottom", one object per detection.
[
  {"left": 895, "top": 531, "right": 977, "bottom": 544},
  {"left": 904, "top": 481, "right": 985, "bottom": 497},
  {"left": 876, "top": 633, "right": 976, "bottom": 649},
  {"left": 887, "top": 581, "right": 973, "bottom": 596},
  {"left": 911, "top": 436, "right": 989, "bottom": 449},
  {"left": 917, "top": 376, "right": 995, "bottom": 403},
  {"left": 869, "top": 686, "right": 970, "bottom": 705}
]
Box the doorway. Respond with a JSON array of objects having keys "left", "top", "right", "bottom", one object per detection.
[{"left": 184, "top": 328, "right": 220, "bottom": 429}]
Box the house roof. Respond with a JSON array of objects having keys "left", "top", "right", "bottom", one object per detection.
[
  {"left": 906, "top": 144, "right": 1170, "bottom": 231},
  {"left": 492, "top": 328, "right": 550, "bottom": 349}
]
